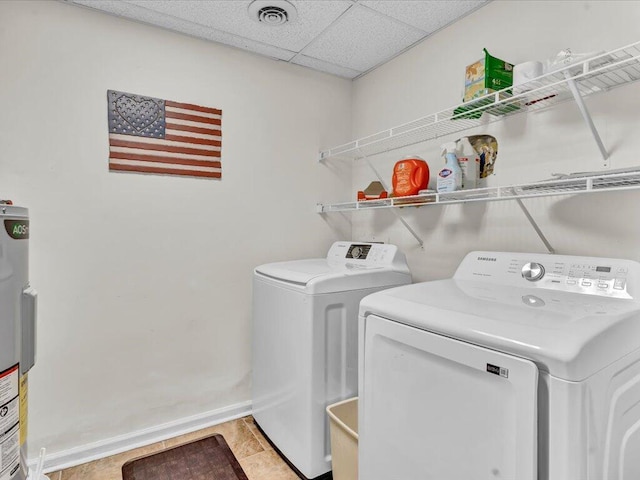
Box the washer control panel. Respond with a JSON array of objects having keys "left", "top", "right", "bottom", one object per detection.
[
  {"left": 346, "top": 244, "right": 372, "bottom": 260},
  {"left": 456, "top": 251, "right": 638, "bottom": 299},
  {"left": 326, "top": 242, "right": 410, "bottom": 273}
]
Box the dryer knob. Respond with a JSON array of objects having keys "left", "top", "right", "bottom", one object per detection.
[{"left": 522, "top": 262, "right": 545, "bottom": 281}]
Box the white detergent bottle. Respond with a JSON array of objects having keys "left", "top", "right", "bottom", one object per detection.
[
  {"left": 437, "top": 142, "right": 462, "bottom": 193},
  {"left": 456, "top": 136, "right": 480, "bottom": 190}
]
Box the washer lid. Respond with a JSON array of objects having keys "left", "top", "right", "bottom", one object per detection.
[
  {"left": 255, "top": 259, "right": 335, "bottom": 285},
  {"left": 360, "top": 278, "right": 640, "bottom": 381},
  {"left": 254, "top": 242, "right": 412, "bottom": 294},
  {"left": 255, "top": 259, "right": 411, "bottom": 294}
]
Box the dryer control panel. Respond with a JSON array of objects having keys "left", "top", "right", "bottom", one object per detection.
[{"left": 455, "top": 251, "right": 640, "bottom": 299}]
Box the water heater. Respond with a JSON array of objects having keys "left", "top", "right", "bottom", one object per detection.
[{"left": 0, "top": 204, "right": 37, "bottom": 480}]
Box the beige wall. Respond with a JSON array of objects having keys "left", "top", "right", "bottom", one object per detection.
[
  {"left": 351, "top": 0, "right": 640, "bottom": 280},
  {"left": 0, "top": 0, "right": 352, "bottom": 462}
]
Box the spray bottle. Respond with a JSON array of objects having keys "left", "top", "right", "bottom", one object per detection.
[
  {"left": 456, "top": 137, "right": 480, "bottom": 190},
  {"left": 437, "top": 142, "right": 462, "bottom": 193}
]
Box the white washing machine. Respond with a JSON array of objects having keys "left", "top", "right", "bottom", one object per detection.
[
  {"left": 359, "top": 251, "right": 640, "bottom": 480},
  {"left": 252, "top": 241, "right": 411, "bottom": 480}
]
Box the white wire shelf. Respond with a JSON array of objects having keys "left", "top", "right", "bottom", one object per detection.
[
  {"left": 317, "top": 169, "right": 640, "bottom": 213},
  {"left": 319, "top": 41, "right": 640, "bottom": 162}
]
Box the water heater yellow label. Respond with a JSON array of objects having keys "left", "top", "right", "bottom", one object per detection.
[
  {"left": 0, "top": 364, "right": 20, "bottom": 479},
  {"left": 19, "top": 374, "right": 27, "bottom": 446}
]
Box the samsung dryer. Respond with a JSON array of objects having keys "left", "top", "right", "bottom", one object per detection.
[
  {"left": 252, "top": 241, "right": 411, "bottom": 480},
  {"left": 359, "top": 251, "right": 640, "bottom": 480}
]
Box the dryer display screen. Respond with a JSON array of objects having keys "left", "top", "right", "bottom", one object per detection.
[{"left": 347, "top": 244, "right": 371, "bottom": 259}]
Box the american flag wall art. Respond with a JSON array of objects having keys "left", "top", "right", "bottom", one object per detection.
[{"left": 107, "top": 90, "right": 222, "bottom": 179}]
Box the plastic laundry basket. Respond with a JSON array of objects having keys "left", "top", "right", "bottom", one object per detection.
[{"left": 327, "top": 397, "right": 358, "bottom": 480}]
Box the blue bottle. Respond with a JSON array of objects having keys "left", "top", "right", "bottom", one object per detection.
[{"left": 437, "top": 142, "right": 462, "bottom": 193}]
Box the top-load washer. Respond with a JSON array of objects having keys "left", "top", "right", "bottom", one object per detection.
[
  {"left": 359, "top": 251, "right": 640, "bottom": 480},
  {"left": 252, "top": 241, "right": 411, "bottom": 480}
]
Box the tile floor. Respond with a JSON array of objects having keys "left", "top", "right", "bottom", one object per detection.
[{"left": 45, "top": 416, "right": 301, "bottom": 480}]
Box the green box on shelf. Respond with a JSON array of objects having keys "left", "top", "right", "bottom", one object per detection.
[
  {"left": 464, "top": 48, "right": 514, "bottom": 102},
  {"left": 454, "top": 49, "right": 519, "bottom": 120}
]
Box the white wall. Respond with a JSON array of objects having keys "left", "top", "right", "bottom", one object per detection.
[
  {"left": 351, "top": 0, "right": 640, "bottom": 281},
  {"left": 0, "top": 0, "right": 352, "bottom": 462}
]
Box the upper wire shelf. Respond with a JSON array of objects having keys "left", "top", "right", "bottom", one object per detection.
[
  {"left": 318, "top": 41, "right": 640, "bottom": 162},
  {"left": 317, "top": 169, "right": 640, "bottom": 213}
]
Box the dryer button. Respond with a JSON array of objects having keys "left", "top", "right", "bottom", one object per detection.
[
  {"left": 614, "top": 278, "right": 626, "bottom": 290},
  {"left": 522, "top": 295, "right": 545, "bottom": 307}
]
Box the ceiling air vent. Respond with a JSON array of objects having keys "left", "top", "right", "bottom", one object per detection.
[{"left": 248, "top": 0, "right": 297, "bottom": 26}]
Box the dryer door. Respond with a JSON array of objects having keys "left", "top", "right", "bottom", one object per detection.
[{"left": 360, "top": 314, "right": 538, "bottom": 480}]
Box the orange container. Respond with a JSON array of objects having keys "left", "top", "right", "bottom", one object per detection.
[{"left": 392, "top": 156, "right": 429, "bottom": 197}]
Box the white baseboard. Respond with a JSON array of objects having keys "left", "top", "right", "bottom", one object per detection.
[{"left": 31, "top": 401, "right": 252, "bottom": 473}]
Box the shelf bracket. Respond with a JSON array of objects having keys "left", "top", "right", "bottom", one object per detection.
[
  {"left": 362, "top": 155, "right": 424, "bottom": 247},
  {"left": 564, "top": 71, "right": 609, "bottom": 167},
  {"left": 515, "top": 198, "right": 555, "bottom": 254}
]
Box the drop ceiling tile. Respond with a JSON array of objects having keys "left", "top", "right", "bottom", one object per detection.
[
  {"left": 66, "top": 0, "right": 492, "bottom": 79},
  {"left": 360, "top": 0, "right": 488, "bottom": 34},
  {"left": 121, "top": 0, "right": 355, "bottom": 52},
  {"left": 291, "top": 55, "right": 361, "bottom": 79},
  {"left": 301, "top": 4, "right": 426, "bottom": 73},
  {"left": 70, "top": 0, "right": 297, "bottom": 60}
]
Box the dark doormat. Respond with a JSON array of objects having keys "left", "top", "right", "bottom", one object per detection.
[{"left": 122, "top": 434, "right": 249, "bottom": 480}]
